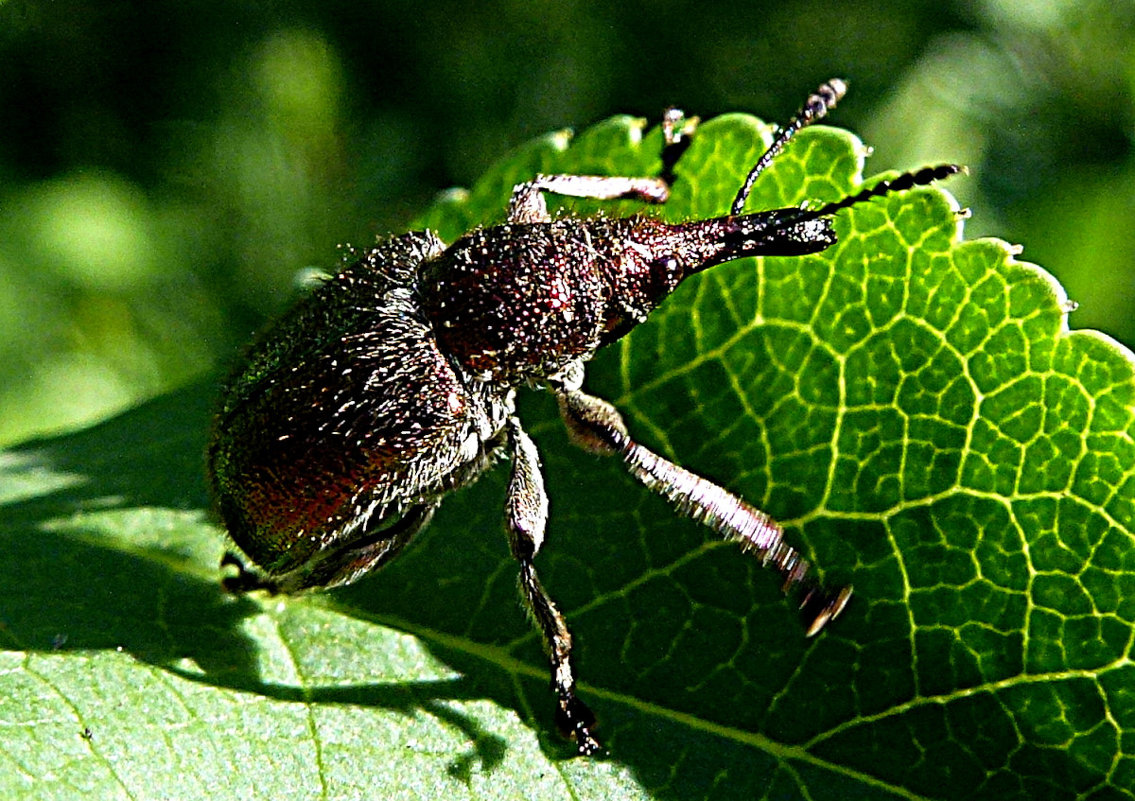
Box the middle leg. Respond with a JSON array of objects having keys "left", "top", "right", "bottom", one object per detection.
[{"left": 503, "top": 416, "right": 601, "bottom": 755}]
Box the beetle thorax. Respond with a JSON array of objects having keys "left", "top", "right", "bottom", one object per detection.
[{"left": 420, "top": 217, "right": 679, "bottom": 383}]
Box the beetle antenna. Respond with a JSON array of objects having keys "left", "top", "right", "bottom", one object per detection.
[
  {"left": 797, "top": 163, "right": 965, "bottom": 222},
  {"left": 731, "top": 79, "right": 847, "bottom": 216}
]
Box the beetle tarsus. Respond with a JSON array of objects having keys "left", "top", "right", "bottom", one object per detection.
[
  {"left": 800, "top": 584, "right": 854, "bottom": 636},
  {"left": 220, "top": 551, "right": 281, "bottom": 594},
  {"left": 660, "top": 106, "right": 697, "bottom": 188},
  {"left": 506, "top": 419, "right": 603, "bottom": 753},
  {"left": 555, "top": 694, "right": 603, "bottom": 756}
]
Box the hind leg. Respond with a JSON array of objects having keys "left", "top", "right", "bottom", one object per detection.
[{"left": 222, "top": 502, "right": 438, "bottom": 594}]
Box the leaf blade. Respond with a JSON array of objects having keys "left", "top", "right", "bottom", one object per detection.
[{"left": 3, "top": 112, "right": 1134, "bottom": 800}]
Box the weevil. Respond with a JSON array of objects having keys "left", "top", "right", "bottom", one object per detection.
[{"left": 208, "top": 79, "right": 960, "bottom": 755}]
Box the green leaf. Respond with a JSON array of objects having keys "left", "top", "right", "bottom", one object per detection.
[{"left": 4, "top": 113, "right": 1135, "bottom": 800}]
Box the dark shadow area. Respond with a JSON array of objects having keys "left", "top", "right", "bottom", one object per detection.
[
  {"left": 164, "top": 667, "right": 511, "bottom": 775},
  {"left": 1, "top": 378, "right": 805, "bottom": 794},
  {"left": 0, "top": 379, "right": 524, "bottom": 773},
  {"left": 1, "top": 380, "right": 252, "bottom": 668},
  {"left": 2, "top": 379, "right": 219, "bottom": 515}
]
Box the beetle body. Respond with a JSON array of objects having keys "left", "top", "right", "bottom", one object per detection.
[
  {"left": 208, "top": 80, "right": 958, "bottom": 754},
  {"left": 211, "top": 231, "right": 504, "bottom": 589}
]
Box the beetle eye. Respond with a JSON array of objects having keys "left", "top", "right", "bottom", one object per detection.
[{"left": 650, "top": 253, "right": 684, "bottom": 296}]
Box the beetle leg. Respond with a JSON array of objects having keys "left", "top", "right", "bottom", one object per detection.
[
  {"left": 296, "top": 501, "right": 440, "bottom": 591},
  {"left": 660, "top": 107, "right": 697, "bottom": 187},
  {"left": 504, "top": 417, "right": 601, "bottom": 756},
  {"left": 507, "top": 108, "right": 699, "bottom": 225},
  {"left": 507, "top": 174, "right": 671, "bottom": 224},
  {"left": 555, "top": 387, "right": 852, "bottom": 636},
  {"left": 223, "top": 502, "right": 439, "bottom": 594}
]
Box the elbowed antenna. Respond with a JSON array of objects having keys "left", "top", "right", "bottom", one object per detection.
[
  {"left": 731, "top": 78, "right": 848, "bottom": 216},
  {"left": 662, "top": 162, "right": 963, "bottom": 274},
  {"left": 778, "top": 163, "right": 965, "bottom": 226}
]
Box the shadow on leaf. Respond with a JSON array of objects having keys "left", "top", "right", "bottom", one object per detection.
[{"left": 0, "top": 381, "right": 592, "bottom": 773}]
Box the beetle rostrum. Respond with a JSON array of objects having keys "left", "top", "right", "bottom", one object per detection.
[{"left": 208, "top": 79, "right": 960, "bottom": 756}]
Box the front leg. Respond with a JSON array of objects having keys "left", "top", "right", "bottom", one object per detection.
[
  {"left": 506, "top": 109, "right": 697, "bottom": 225},
  {"left": 507, "top": 173, "right": 671, "bottom": 224},
  {"left": 554, "top": 385, "right": 852, "bottom": 636},
  {"left": 503, "top": 416, "right": 601, "bottom": 755}
]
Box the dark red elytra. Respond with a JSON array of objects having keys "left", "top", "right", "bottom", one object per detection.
[{"left": 208, "top": 80, "right": 959, "bottom": 755}]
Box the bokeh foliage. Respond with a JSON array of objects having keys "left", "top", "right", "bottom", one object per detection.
[{"left": 0, "top": 0, "right": 1133, "bottom": 445}]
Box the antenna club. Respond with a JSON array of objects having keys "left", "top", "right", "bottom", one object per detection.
[{"left": 805, "top": 78, "right": 848, "bottom": 119}]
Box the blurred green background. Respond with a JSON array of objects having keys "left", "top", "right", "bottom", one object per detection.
[{"left": 0, "top": 0, "right": 1132, "bottom": 447}]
